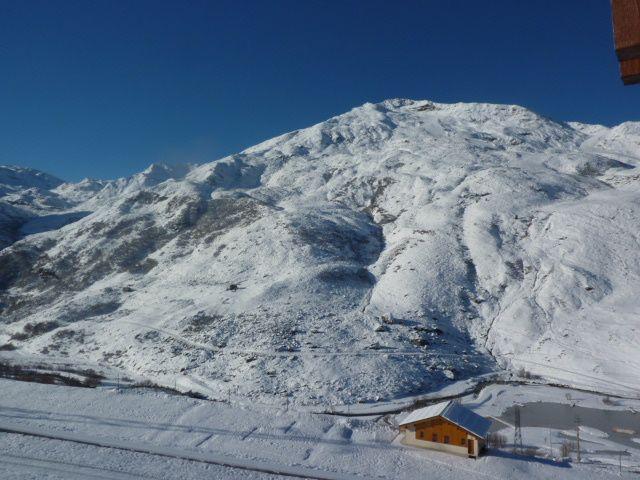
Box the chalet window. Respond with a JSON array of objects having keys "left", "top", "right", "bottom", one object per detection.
[
  {"left": 461, "top": 438, "right": 466, "bottom": 445},
  {"left": 444, "top": 435, "right": 450, "bottom": 444},
  {"left": 432, "top": 433, "right": 438, "bottom": 442},
  {"left": 418, "top": 431, "right": 424, "bottom": 439}
]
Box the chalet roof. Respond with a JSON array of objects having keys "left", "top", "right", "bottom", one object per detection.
[{"left": 398, "top": 400, "right": 492, "bottom": 438}]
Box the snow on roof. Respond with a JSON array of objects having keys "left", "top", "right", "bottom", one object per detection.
[
  {"left": 399, "top": 400, "right": 492, "bottom": 438},
  {"left": 399, "top": 401, "right": 450, "bottom": 426}
]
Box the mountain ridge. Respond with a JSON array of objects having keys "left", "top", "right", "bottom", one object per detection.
[{"left": 1, "top": 98, "right": 639, "bottom": 403}]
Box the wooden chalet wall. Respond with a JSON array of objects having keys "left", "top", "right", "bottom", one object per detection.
[
  {"left": 413, "top": 416, "right": 472, "bottom": 447},
  {"left": 612, "top": 0, "right": 640, "bottom": 84},
  {"left": 621, "top": 58, "right": 640, "bottom": 84}
]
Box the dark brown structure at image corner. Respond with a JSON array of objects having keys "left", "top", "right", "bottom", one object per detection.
[{"left": 611, "top": 0, "right": 640, "bottom": 84}]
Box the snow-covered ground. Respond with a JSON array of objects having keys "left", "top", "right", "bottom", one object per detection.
[{"left": 0, "top": 379, "right": 638, "bottom": 479}]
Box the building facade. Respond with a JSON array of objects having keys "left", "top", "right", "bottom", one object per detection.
[{"left": 398, "top": 400, "right": 491, "bottom": 458}]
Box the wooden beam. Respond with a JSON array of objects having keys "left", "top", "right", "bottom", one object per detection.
[
  {"left": 621, "top": 57, "right": 640, "bottom": 84},
  {"left": 612, "top": 0, "right": 640, "bottom": 61}
]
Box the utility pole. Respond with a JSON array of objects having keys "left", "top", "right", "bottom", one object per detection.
[
  {"left": 619, "top": 451, "right": 622, "bottom": 475},
  {"left": 513, "top": 405, "right": 523, "bottom": 454},
  {"left": 575, "top": 416, "right": 581, "bottom": 463}
]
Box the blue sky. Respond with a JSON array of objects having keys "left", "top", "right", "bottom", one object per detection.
[{"left": 1, "top": 0, "right": 638, "bottom": 181}]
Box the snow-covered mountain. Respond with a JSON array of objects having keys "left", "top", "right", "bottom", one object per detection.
[
  {"left": 0, "top": 166, "right": 69, "bottom": 249},
  {"left": 1, "top": 99, "right": 639, "bottom": 403}
]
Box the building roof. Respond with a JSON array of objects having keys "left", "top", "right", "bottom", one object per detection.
[{"left": 398, "top": 400, "right": 492, "bottom": 438}]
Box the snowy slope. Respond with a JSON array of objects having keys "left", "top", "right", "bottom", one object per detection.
[
  {"left": 0, "top": 166, "right": 67, "bottom": 250},
  {"left": 0, "top": 165, "right": 63, "bottom": 195},
  {"left": 1, "top": 99, "right": 639, "bottom": 403},
  {"left": 1, "top": 379, "right": 637, "bottom": 479}
]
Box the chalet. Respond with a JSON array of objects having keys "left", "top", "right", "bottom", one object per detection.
[{"left": 398, "top": 400, "right": 492, "bottom": 458}]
